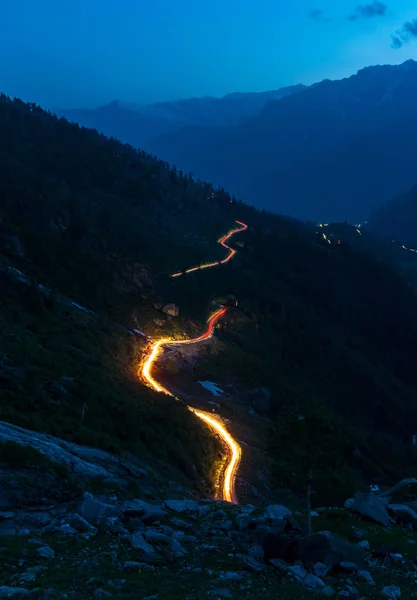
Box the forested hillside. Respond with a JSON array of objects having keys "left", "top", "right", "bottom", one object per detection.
[{"left": 1, "top": 94, "right": 417, "bottom": 505}]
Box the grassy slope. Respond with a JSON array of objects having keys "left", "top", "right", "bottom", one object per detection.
[{"left": 1, "top": 94, "right": 417, "bottom": 503}]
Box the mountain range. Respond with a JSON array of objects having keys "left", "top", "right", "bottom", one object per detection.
[
  {"left": 59, "top": 59, "right": 417, "bottom": 224},
  {"left": 56, "top": 84, "right": 305, "bottom": 149}
]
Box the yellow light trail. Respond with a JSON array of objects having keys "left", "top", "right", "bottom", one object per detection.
[
  {"left": 140, "top": 220, "right": 248, "bottom": 504},
  {"left": 140, "top": 306, "right": 241, "bottom": 504}
]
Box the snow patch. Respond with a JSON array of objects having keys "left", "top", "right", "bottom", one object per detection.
[{"left": 198, "top": 381, "right": 223, "bottom": 396}]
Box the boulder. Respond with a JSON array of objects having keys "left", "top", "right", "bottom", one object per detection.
[
  {"left": 164, "top": 499, "right": 200, "bottom": 513},
  {"left": 264, "top": 504, "right": 291, "bottom": 520},
  {"left": 302, "top": 573, "right": 326, "bottom": 589},
  {"left": 350, "top": 493, "right": 389, "bottom": 526},
  {"left": 388, "top": 504, "right": 417, "bottom": 526},
  {"left": 162, "top": 304, "right": 180, "bottom": 317},
  {"left": 313, "top": 562, "right": 328, "bottom": 578},
  {"left": 297, "top": 531, "right": 365, "bottom": 571},
  {"left": 263, "top": 533, "right": 297, "bottom": 563},
  {"left": 381, "top": 586, "right": 401, "bottom": 599},
  {"left": 69, "top": 514, "right": 93, "bottom": 532},
  {"left": 168, "top": 537, "right": 188, "bottom": 557},
  {"left": 243, "top": 556, "right": 264, "bottom": 572},
  {"left": 358, "top": 569, "right": 375, "bottom": 585},
  {"left": 321, "top": 587, "right": 336, "bottom": 597},
  {"left": 144, "top": 532, "right": 171, "bottom": 545},
  {"left": 37, "top": 545, "right": 55, "bottom": 559},
  {"left": 249, "top": 388, "right": 271, "bottom": 415},
  {"left": 337, "top": 561, "right": 358, "bottom": 573},
  {"left": 130, "top": 532, "right": 154, "bottom": 554},
  {"left": 234, "top": 514, "right": 256, "bottom": 532},
  {"left": 248, "top": 544, "right": 264, "bottom": 562},
  {"left": 80, "top": 493, "right": 123, "bottom": 526},
  {"left": 0, "top": 587, "right": 32, "bottom": 598}
]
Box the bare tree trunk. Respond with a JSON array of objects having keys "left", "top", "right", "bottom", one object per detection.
[{"left": 306, "top": 468, "right": 313, "bottom": 535}]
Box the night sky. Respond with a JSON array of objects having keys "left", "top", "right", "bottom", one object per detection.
[{"left": 2, "top": 0, "right": 417, "bottom": 109}]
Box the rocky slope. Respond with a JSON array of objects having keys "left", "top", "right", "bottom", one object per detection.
[{"left": 1, "top": 430, "right": 417, "bottom": 600}]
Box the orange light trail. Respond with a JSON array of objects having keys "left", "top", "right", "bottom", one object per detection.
[
  {"left": 140, "top": 220, "right": 248, "bottom": 504},
  {"left": 140, "top": 306, "right": 241, "bottom": 503},
  {"left": 171, "top": 220, "right": 248, "bottom": 277}
]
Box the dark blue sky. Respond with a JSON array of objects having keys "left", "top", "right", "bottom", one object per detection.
[{"left": 2, "top": 0, "right": 416, "bottom": 109}]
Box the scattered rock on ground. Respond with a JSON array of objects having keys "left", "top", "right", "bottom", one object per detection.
[
  {"left": 350, "top": 493, "right": 389, "bottom": 527},
  {"left": 164, "top": 499, "right": 200, "bottom": 513},
  {"left": 381, "top": 585, "right": 402, "bottom": 599},
  {"left": 297, "top": 531, "right": 365, "bottom": 571}
]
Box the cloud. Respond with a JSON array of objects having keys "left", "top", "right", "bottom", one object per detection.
[
  {"left": 309, "top": 9, "right": 329, "bottom": 22},
  {"left": 348, "top": 1, "right": 387, "bottom": 21},
  {"left": 391, "top": 17, "right": 417, "bottom": 48}
]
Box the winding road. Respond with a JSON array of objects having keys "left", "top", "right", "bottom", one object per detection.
[
  {"left": 140, "top": 220, "right": 247, "bottom": 504},
  {"left": 171, "top": 221, "right": 247, "bottom": 278}
]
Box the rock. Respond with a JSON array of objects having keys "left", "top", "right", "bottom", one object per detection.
[
  {"left": 0, "top": 587, "right": 32, "bottom": 598},
  {"left": 130, "top": 532, "right": 154, "bottom": 554},
  {"left": 144, "top": 532, "right": 171, "bottom": 545},
  {"left": 122, "top": 499, "right": 163, "bottom": 520},
  {"left": 337, "top": 561, "right": 358, "bottom": 573},
  {"left": 264, "top": 504, "right": 291, "bottom": 520},
  {"left": 19, "top": 573, "right": 36, "bottom": 584},
  {"left": 123, "top": 561, "right": 143, "bottom": 571},
  {"left": 69, "top": 514, "right": 93, "bottom": 532},
  {"left": 170, "top": 517, "right": 192, "bottom": 529},
  {"left": 235, "top": 515, "right": 256, "bottom": 532},
  {"left": 37, "top": 545, "right": 55, "bottom": 559},
  {"left": 162, "top": 304, "right": 180, "bottom": 317},
  {"left": 164, "top": 499, "right": 199, "bottom": 513},
  {"left": 248, "top": 544, "right": 264, "bottom": 562},
  {"left": 358, "top": 569, "right": 375, "bottom": 585},
  {"left": 263, "top": 533, "right": 296, "bottom": 563},
  {"left": 243, "top": 556, "right": 264, "bottom": 572},
  {"left": 93, "top": 590, "right": 112, "bottom": 599},
  {"left": 321, "top": 587, "right": 336, "bottom": 597},
  {"left": 80, "top": 493, "right": 123, "bottom": 526},
  {"left": 223, "top": 572, "right": 242, "bottom": 580},
  {"left": 381, "top": 586, "right": 401, "bottom": 599},
  {"left": 217, "top": 520, "right": 233, "bottom": 532},
  {"left": 302, "top": 573, "right": 326, "bottom": 589},
  {"left": 287, "top": 564, "right": 307, "bottom": 579},
  {"left": 169, "top": 537, "right": 188, "bottom": 557},
  {"left": 249, "top": 387, "right": 271, "bottom": 415},
  {"left": 98, "top": 516, "right": 128, "bottom": 535},
  {"left": 388, "top": 504, "right": 417, "bottom": 526},
  {"left": 313, "top": 562, "right": 329, "bottom": 578},
  {"left": 297, "top": 531, "right": 365, "bottom": 571},
  {"left": 350, "top": 493, "right": 389, "bottom": 526},
  {"left": 269, "top": 558, "right": 290, "bottom": 572}
]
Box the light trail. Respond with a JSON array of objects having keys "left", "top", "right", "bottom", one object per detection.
[
  {"left": 140, "top": 306, "right": 241, "bottom": 504},
  {"left": 140, "top": 220, "right": 247, "bottom": 504},
  {"left": 171, "top": 220, "right": 247, "bottom": 277}
]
